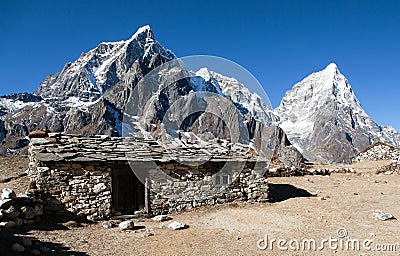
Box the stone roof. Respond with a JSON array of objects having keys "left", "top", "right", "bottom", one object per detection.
[{"left": 29, "top": 133, "right": 259, "bottom": 163}]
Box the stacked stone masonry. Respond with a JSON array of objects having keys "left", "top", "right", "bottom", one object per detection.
[
  {"left": 352, "top": 142, "right": 400, "bottom": 163},
  {"left": 28, "top": 133, "right": 273, "bottom": 220}
]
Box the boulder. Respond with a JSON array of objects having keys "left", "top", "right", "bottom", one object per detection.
[
  {"left": 64, "top": 220, "right": 79, "bottom": 228},
  {"left": 11, "top": 243, "right": 25, "bottom": 253},
  {"left": 278, "top": 145, "right": 304, "bottom": 167},
  {"left": 22, "top": 237, "right": 32, "bottom": 247},
  {"left": 2, "top": 188, "right": 16, "bottom": 200},
  {"left": 5, "top": 205, "right": 20, "bottom": 218},
  {"left": 102, "top": 221, "right": 113, "bottom": 229},
  {"left": 119, "top": 220, "right": 134, "bottom": 230},
  {"left": 28, "top": 130, "right": 49, "bottom": 138},
  {"left": 21, "top": 206, "right": 36, "bottom": 219},
  {"left": 34, "top": 204, "right": 44, "bottom": 216},
  {"left": 0, "top": 221, "right": 16, "bottom": 228},
  {"left": 30, "top": 249, "right": 41, "bottom": 256},
  {"left": 373, "top": 210, "right": 396, "bottom": 221},
  {"left": 15, "top": 218, "right": 24, "bottom": 226},
  {"left": 16, "top": 193, "right": 32, "bottom": 205},
  {"left": 0, "top": 199, "right": 13, "bottom": 209},
  {"left": 153, "top": 215, "right": 170, "bottom": 222},
  {"left": 40, "top": 246, "right": 50, "bottom": 253},
  {"left": 168, "top": 221, "right": 188, "bottom": 230}
]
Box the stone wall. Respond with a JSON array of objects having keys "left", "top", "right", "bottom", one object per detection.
[
  {"left": 28, "top": 160, "right": 114, "bottom": 220},
  {"left": 28, "top": 157, "right": 270, "bottom": 220},
  {"left": 352, "top": 142, "right": 400, "bottom": 163},
  {"left": 148, "top": 161, "right": 269, "bottom": 215}
]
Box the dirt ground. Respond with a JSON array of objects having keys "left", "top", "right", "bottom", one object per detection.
[{"left": 1, "top": 157, "right": 399, "bottom": 255}]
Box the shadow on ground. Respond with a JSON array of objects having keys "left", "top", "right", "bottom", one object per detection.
[
  {"left": 0, "top": 215, "right": 90, "bottom": 256},
  {"left": 268, "top": 183, "right": 314, "bottom": 203}
]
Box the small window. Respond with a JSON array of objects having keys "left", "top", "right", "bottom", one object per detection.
[
  {"left": 222, "top": 175, "right": 229, "bottom": 184},
  {"left": 215, "top": 174, "right": 230, "bottom": 185}
]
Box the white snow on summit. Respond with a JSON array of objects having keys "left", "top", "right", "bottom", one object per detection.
[
  {"left": 275, "top": 62, "right": 400, "bottom": 158},
  {"left": 194, "top": 68, "right": 275, "bottom": 126}
]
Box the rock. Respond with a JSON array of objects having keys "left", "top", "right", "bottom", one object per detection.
[
  {"left": 278, "top": 145, "right": 304, "bottom": 167},
  {"left": 11, "top": 243, "right": 25, "bottom": 253},
  {"left": 21, "top": 206, "right": 36, "bottom": 219},
  {"left": 23, "top": 219, "right": 35, "bottom": 225},
  {"left": 16, "top": 193, "right": 32, "bottom": 204},
  {"left": 15, "top": 218, "right": 24, "bottom": 226},
  {"left": 0, "top": 199, "right": 13, "bottom": 209},
  {"left": 119, "top": 220, "right": 134, "bottom": 230},
  {"left": 373, "top": 210, "right": 396, "bottom": 221},
  {"left": 143, "top": 229, "right": 154, "bottom": 237},
  {"left": 40, "top": 246, "right": 50, "bottom": 253},
  {"left": 28, "top": 130, "right": 49, "bottom": 138},
  {"left": 22, "top": 237, "right": 33, "bottom": 247},
  {"left": 0, "top": 221, "right": 16, "bottom": 228},
  {"left": 30, "top": 249, "right": 41, "bottom": 255},
  {"left": 152, "top": 215, "right": 170, "bottom": 222},
  {"left": 167, "top": 221, "right": 188, "bottom": 230},
  {"left": 2, "top": 188, "right": 16, "bottom": 200},
  {"left": 34, "top": 204, "right": 44, "bottom": 216},
  {"left": 102, "top": 221, "right": 113, "bottom": 228},
  {"left": 64, "top": 220, "right": 79, "bottom": 228},
  {"left": 93, "top": 183, "right": 107, "bottom": 193},
  {"left": 5, "top": 205, "right": 20, "bottom": 218}
]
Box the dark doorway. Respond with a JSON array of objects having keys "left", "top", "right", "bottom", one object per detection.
[{"left": 112, "top": 167, "right": 145, "bottom": 214}]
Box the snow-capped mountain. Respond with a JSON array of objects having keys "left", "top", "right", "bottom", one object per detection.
[
  {"left": 3, "top": 25, "right": 396, "bottom": 163},
  {"left": 0, "top": 25, "right": 290, "bottom": 159},
  {"left": 208, "top": 70, "right": 275, "bottom": 126},
  {"left": 275, "top": 63, "right": 400, "bottom": 163},
  {"left": 35, "top": 25, "right": 175, "bottom": 103},
  {"left": 0, "top": 93, "right": 42, "bottom": 116},
  {"left": 0, "top": 25, "right": 177, "bottom": 154}
]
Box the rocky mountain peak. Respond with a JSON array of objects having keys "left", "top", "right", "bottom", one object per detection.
[
  {"left": 127, "top": 25, "right": 154, "bottom": 42},
  {"left": 34, "top": 25, "right": 174, "bottom": 103},
  {"left": 275, "top": 63, "right": 400, "bottom": 163},
  {"left": 324, "top": 62, "right": 338, "bottom": 72}
]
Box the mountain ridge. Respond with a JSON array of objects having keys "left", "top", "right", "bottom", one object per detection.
[
  {"left": 0, "top": 26, "right": 398, "bottom": 164},
  {"left": 275, "top": 62, "right": 400, "bottom": 163},
  {"left": 0, "top": 26, "right": 292, "bottom": 164}
]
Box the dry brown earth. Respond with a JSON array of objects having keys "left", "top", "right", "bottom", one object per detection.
[{"left": 1, "top": 157, "right": 399, "bottom": 255}]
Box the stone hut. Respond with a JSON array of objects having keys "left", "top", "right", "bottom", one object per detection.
[{"left": 28, "top": 133, "right": 271, "bottom": 220}]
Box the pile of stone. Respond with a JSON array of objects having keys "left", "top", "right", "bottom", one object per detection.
[
  {"left": 0, "top": 188, "right": 43, "bottom": 229},
  {"left": 374, "top": 161, "right": 400, "bottom": 175},
  {"left": 352, "top": 142, "right": 400, "bottom": 163},
  {"left": 266, "top": 166, "right": 356, "bottom": 177},
  {"left": 10, "top": 237, "right": 51, "bottom": 254}
]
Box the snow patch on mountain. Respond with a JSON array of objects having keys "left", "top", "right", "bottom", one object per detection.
[
  {"left": 275, "top": 62, "right": 400, "bottom": 162},
  {"left": 35, "top": 25, "right": 175, "bottom": 102},
  {"left": 207, "top": 71, "right": 275, "bottom": 126}
]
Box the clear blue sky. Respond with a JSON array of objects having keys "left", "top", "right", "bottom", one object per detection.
[{"left": 1, "top": 0, "right": 399, "bottom": 130}]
